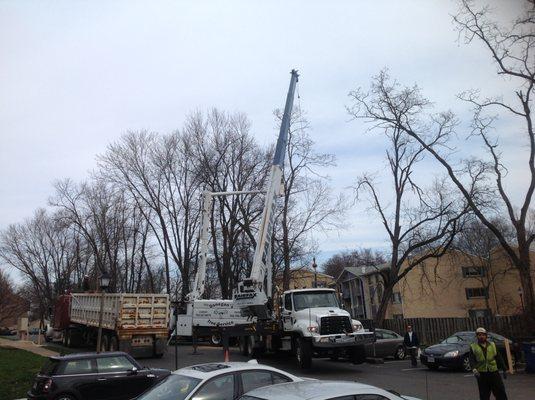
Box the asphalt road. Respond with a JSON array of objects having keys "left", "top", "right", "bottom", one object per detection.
[{"left": 143, "top": 344, "right": 535, "bottom": 400}]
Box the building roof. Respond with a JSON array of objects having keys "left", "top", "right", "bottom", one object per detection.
[{"left": 336, "top": 263, "right": 390, "bottom": 282}]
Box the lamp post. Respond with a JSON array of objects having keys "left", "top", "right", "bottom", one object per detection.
[
  {"left": 312, "top": 258, "right": 317, "bottom": 288},
  {"left": 518, "top": 287, "right": 525, "bottom": 313},
  {"left": 96, "top": 271, "right": 111, "bottom": 353}
]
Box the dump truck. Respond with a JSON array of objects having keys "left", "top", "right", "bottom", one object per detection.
[{"left": 47, "top": 293, "right": 169, "bottom": 358}]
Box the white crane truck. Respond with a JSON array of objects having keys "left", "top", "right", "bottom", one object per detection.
[{"left": 174, "top": 70, "right": 374, "bottom": 368}]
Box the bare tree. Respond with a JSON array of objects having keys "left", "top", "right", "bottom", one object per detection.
[
  {"left": 346, "top": 110, "right": 467, "bottom": 324},
  {"left": 0, "top": 269, "right": 27, "bottom": 326},
  {"left": 348, "top": 0, "right": 535, "bottom": 320},
  {"left": 98, "top": 130, "right": 203, "bottom": 299},
  {"left": 0, "top": 209, "right": 76, "bottom": 324},
  {"left": 275, "top": 108, "right": 346, "bottom": 291},
  {"left": 189, "top": 109, "right": 270, "bottom": 298}
]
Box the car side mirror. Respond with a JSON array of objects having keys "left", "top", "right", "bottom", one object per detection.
[{"left": 127, "top": 367, "right": 138, "bottom": 376}]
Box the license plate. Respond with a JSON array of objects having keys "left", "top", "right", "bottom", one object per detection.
[{"left": 427, "top": 356, "right": 435, "bottom": 363}]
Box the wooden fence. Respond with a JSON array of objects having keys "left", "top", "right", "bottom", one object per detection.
[{"left": 361, "top": 316, "right": 532, "bottom": 345}]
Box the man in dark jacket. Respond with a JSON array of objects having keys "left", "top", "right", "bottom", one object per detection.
[
  {"left": 403, "top": 324, "right": 419, "bottom": 367},
  {"left": 470, "top": 327, "right": 508, "bottom": 400}
]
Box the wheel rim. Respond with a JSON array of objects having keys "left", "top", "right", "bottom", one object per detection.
[
  {"left": 397, "top": 347, "right": 405, "bottom": 359},
  {"left": 296, "top": 342, "right": 301, "bottom": 363},
  {"left": 463, "top": 356, "right": 471, "bottom": 371},
  {"left": 212, "top": 335, "right": 221, "bottom": 345}
]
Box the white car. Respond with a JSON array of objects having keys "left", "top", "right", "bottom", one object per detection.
[
  {"left": 136, "top": 360, "right": 303, "bottom": 400},
  {"left": 238, "top": 380, "right": 422, "bottom": 400}
]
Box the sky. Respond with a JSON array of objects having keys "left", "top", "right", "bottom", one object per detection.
[{"left": 0, "top": 0, "right": 529, "bottom": 278}]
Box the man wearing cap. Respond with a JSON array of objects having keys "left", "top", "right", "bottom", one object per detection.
[{"left": 470, "top": 327, "right": 508, "bottom": 400}]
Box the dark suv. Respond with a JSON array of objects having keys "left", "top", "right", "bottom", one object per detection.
[{"left": 27, "top": 351, "right": 170, "bottom": 400}]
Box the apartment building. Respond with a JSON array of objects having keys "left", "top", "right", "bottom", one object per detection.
[
  {"left": 336, "top": 264, "right": 402, "bottom": 320},
  {"left": 399, "top": 248, "right": 533, "bottom": 318},
  {"left": 336, "top": 247, "right": 533, "bottom": 320}
]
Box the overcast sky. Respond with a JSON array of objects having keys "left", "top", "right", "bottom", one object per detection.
[{"left": 0, "top": 0, "right": 528, "bottom": 275}]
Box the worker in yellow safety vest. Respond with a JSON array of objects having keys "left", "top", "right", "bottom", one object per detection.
[{"left": 469, "top": 327, "right": 508, "bottom": 400}]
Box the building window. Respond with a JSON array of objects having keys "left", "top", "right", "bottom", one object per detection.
[
  {"left": 462, "top": 266, "right": 485, "bottom": 277},
  {"left": 469, "top": 309, "right": 491, "bottom": 318},
  {"left": 465, "top": 287, "right": 488, "bottom": 299},
  {"left": 391, "top": 292, "right": 402, "bottom": 304}
]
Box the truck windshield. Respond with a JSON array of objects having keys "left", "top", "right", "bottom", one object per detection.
[
  {"left": 137, "top": 374, "right": 201, "bottom": 400},
  {"left": 292, "top": 291, "right": 339, "bottom": 310}
]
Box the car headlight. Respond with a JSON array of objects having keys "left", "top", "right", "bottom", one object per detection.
[
  {"left": 352, "top": 322, "right": 363, "bottom": 332},
  {"left": 307, "top": 326, "right": 318, "bottom": 333},
  {"left": 444, "top": 350, "right": 459, "bottom": 358}
]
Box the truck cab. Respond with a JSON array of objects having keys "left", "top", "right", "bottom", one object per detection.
[{"left": 279, "top": 288, "right": 374, "bottom": 368}]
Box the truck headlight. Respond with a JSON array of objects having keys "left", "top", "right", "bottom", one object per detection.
[
  {"left": 307, "top": 326, "right": 318, "bottom": 333},
  {"left": 352, "top": 322, "right": 363, "bottom": 332},
  {"left": 444, "top": 350, "right": 459, "bottom": 358}
]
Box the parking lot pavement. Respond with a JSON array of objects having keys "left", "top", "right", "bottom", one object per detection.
[{"left": 143, "top": 345, "right": 535, "bottom": 400}]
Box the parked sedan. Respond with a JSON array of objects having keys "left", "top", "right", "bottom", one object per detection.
[
  {"left": 238, "top": 380, "right": 422, "bottom": 400},
  {"left": 136, "top": 360, "right": 303, "bottom": 400},
  {"left": 365, "top": 329, "right": 406, "bottom": 360},
  {"left": 27, "top": 351, "right": 170, "bottom": 400},
  {"left": 420, "top": 331, "right": 514, "bottom": 372}
]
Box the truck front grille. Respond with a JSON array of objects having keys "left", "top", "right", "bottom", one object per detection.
[{"left": 320, "top": 316, "right": 352, "bottom": 335}]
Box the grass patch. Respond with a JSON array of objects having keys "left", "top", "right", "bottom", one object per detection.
[{"left": 0, "top": 346, "right": 45, "bottom": 400}]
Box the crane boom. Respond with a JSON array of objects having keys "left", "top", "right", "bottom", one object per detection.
[{"left": 234, "top": 69, "right": 299, "bottom": 318}]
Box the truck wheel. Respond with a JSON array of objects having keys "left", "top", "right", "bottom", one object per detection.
[
  {"left": 211, "top": 334, "right": 222, "bottom": 346},
  {"left": 109, "top": 336, "right": 118, "bottom": 352},
  {"left": 348, "top": 346, "right": 366, "bottom": 365},
  {"left": 296, "top": 338, "right": 312, "bottom": 369}
]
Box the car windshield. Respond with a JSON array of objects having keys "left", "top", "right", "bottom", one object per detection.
[
  {"left": 137, "top": 374, "right": 201, "bottom": 400},
  {"left": 292, "top": 291, "right": 339, "bottom": 311},
  {"left": 441, "top": 335, "right": 465, "bottom": 344}
]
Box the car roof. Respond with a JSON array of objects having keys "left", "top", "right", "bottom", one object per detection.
[
  {"left": 283, "top": 288, "right": 335, "bottom": 294},
  {"left": 175, "top": 361, "right": 300, "bottom": 381},
  {"left": 244, "top": 380, "right": 395, "bottom": 400},
  {"left": 49, "top": 351, "right": 129, "bottom": 361}
]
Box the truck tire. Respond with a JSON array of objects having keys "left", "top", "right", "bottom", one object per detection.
[
  {"left": 296, "top": 338, "right": 312, "bottom": 369},
  {"left": 109, "top": 336, "right": 119, "bottom": 352},
  {"left": 211, "top": 334, "right": 222, "bottom": 346},
  {"left": 348, "top": 346, "right": 366, "bottom": 365}
]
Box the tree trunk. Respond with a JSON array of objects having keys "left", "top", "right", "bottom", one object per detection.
[{"left": 374, "top": 283, "right": 394, "bottom": 328}]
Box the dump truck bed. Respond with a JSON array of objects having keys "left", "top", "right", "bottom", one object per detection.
[{"left": 69, "top": 293, "right": 169, "bottom": 331}]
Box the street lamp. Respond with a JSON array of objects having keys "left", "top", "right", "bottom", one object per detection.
[
  {"left": 96, "top": 271, "right": 111, "bottom": 353},
  {"left": 312, "top": 258, "right": 317, "bottom": 288},
  {"left": 518, "top": 287, "right": 525, "bottom": 313}
]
